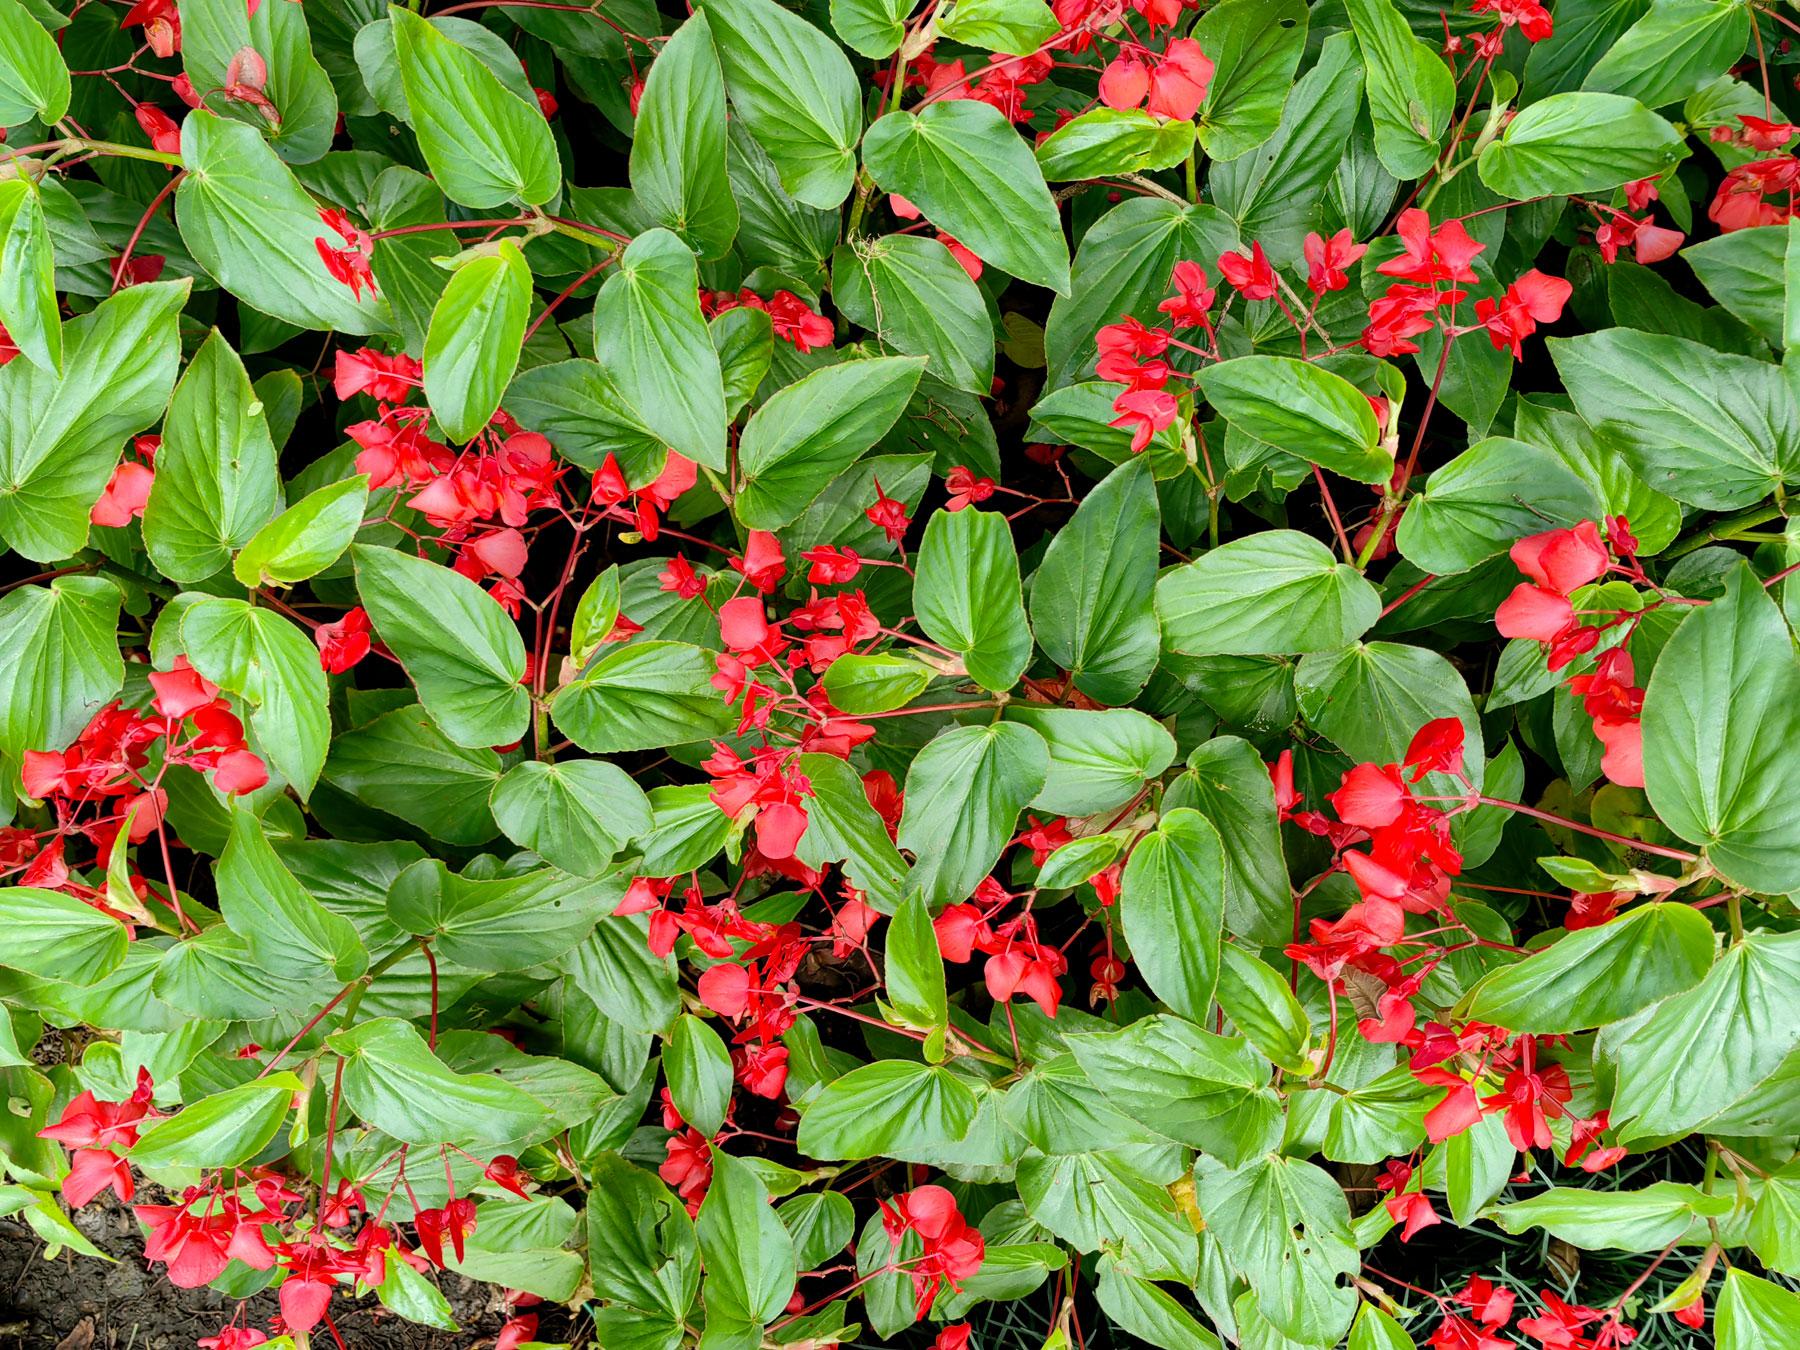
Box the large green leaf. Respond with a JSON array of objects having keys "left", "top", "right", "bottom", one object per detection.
[
  {"left": 1491, "top": 1183, "right": 1731, "bottom": 1251},
  {"left": 586, "top": 1152, "right": 700, "bottom": 1320},
  {"left": 216, "top": 806, "right": 367, "bottom": 981},
  {"left": 0, "top": 184, "right": 61, "bottom": 375},
  {"left": 129, "top": 1075, "right": 304, "bottom": 1170},
  {"left": 885, "top": 891, "right": 947, "bottom": 1042},
  {"left": 1521, "top": 0, "right": 1651, "bottom": 102},
  {"left": 1719, "top": 1270, "right": 1800, "bottom": 1350},
  {"left": 1459, "top": 903, "right": 1717, "bottom": 1034},
  {"left": 914, "top": 505, "right": 1033, "bottom": 693},
  {"left": 1005, "top": 706, "right": 1176, "bottom": 816},
  {"left": 1156, "top": 530, "right": 1381, "bottom": 656},
  {"left": 1016, "top": 1148, "right": 1197, "bottom": 1282},
  {"left": 323, "top": 704, "right": 504, "bottom": 846},
  {"left": 792, "top": 752, "right": 909, "bottom": 912},
  {"left": 176, "top": 114, "right": 389, "bottom": 335},
  {"left": 665, "top": 1014, "right": 733, "bottom": 1137},
  {"left": 490, "top": 760, "right": 652, "bottom": 878},
  {"left": 696, "top": 1150, "right": 798, "bottom": 1326},
  {"left": 795, "top": 1060, "right": 978, "bottom": 1159},
  {"left": 1682, "top": 225, "right": 1787, "bottom": 350},
  {"left": 232, "top": 476, "right": 369, "bottom": 588},
  {"left": 0, "top": 577, "right": 122, "bottom": 793},
  {"left": 862, "top": 100, "right": 1070, "bottom": 296},
  {"left": 502, "top": 359, "right": 667, "bottom": 479},
  {"left": 897, "top": 722, "right": 1049, "bottom": 907},
  {"left": 0, "top": 279, "right": 188, "bottom": 562},
  {"left": 389, "top": 860, "right": 622, "bottom": 971},
  {"left": 1120, "top": 809, "right": 1225, "bottom": 1022},
  {"left": 1642, "top": 565, "right": 1800, "bottom": 894},
  {"left": 1294, "top": 640, "right": 1485, "bottom": 792},
  {"left": 591, "top": 229, "right": 728, "bottom": 473},
  {"left": 1345, "top": 0, "right": 1453, "bottom": 179},
  {"left": 828, "top": 0, "right": 910, "bottom": 56},
  {"left": 831, "top": 235, "right": 993, "bottom": 395},
  {"left": 423, "top": 240, "right": 531, "bottom": 444},
  {"left": 1044, "top": 198, "right": 1239, "bottom": 390},
  {"left": 551, "top": 641, "right": 734, "bottom": 753},
  {"left": 1029, "top": 457, "right": 1160, "bottom": 705},
  {"left": 630, "top": 12, "right": 737, "bottom": 260},
  {"left": 1549, "top": 329, "right": 1800, "bottom": 511},
  {"left": 1178, "top": 736, "right": 1291, "bottom": 946},
  {"left": 353, "top": 544, "right": 529, "bottom": 750},
  {"left": 0, "top": 888, "right": 128, "bottom": 986},
  {"left": 1397, "top": 436, "right": 1602, "bottom": 576},
  {"left": 1195, "top": 0, "right": 1308, "bottom": 161},
  {"left": 1581, "top": 0, "right": 1748, "bottom": 111},
  {"left": 695, "top": 0, "right": 861, "bottom": 208},
  {"left": 735, "top": 356, "right": 924, "bottom": 529},
  {"left": 0, "top": 0, "right": 65, "bottom": 126},
  {"left": 1097, "top": 1262, "right": 1222, "bottom": 1350},
  {"left": 179, "top": 0, "right": 337, "bottom": 163},
  {"left": 181, "top": 598, "right": 331, "bottom": 798},
  {"left": 1069, "top": 1017, "right": 1281, "bottom": 1168},
  {"left": 1477, "top": 92, "right": 1684, "bottom": 198},
  {"left": 1604, "top": 930, "right": 1800, "bottom": 1142},
  {"left": 389, "top": 6, "right": 559, "bottom": 208},
  {"left": 1034, "top": 110, "right": 1197, "bottom": 183},
  {"left": 1200, "top": 356, "right": 1389, "bottom": 483},
  {"left": 142, "top": 329, "right": 281, "bottom": 583},
  {"left": 563, "top": 915, "right": 680, "bottom": 1034}
]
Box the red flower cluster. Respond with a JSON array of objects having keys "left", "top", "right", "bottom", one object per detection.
[
  {"left": 37, "top": 1068, "right": 159, "bottom": 1208},
  {"left": 1098, "top": 39, "right": 1213, "bottom": 122},
  {"left": 935, "top": 877, "right": 1068, "bottom": 1017},
  {"left": 92, "top": 434, "right": 158, "bottom": 528},
  {"left": 591, "top": 449, "right": 698, "bottom": 542},
  {"left": 1468, "top": 0, "right": 1552, "bottom": 42},
  {"left": 701, "top": 287, "right": 834, "bottom": 353},
  {"left": 1475, "top": 270, "right": 1571, "bottom": 359},
  {"left": 1363, "top": 209, "right": 1481, "bottom": 357},
  {"left": 704, "top": 742, "right": 812, "bottom": 859},
  {"left": 890, "top": 48, "right": 1055, "bottom": 125},
  {"left": 122, "top": 0, "right": 180, "bottom": 56},
  {"left": 335, "top": 346, "right": 422, "bottom": 403},
  {"left": 315, "top": 606, "right": 374, "bottom": 674},
  {"left": 879, "top": 1185, "right": 985, "bottom": 1319},
  {"left": 315, "top": 207, "right": 377, "bottom": 300},
  {"left": 1709, "top": 154, "right": 1800, "bottom": 232}
]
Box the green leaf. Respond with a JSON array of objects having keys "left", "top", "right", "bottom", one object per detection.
[
  {"left": 389, "top": 6, "right": 559, "bottom": 208},
  {"left": 914, "top": 506, "right": 1032, "bottom": 692},
  {"left": 1438, "top": 1112, "right": 1515, "bottom": 1228},
  {"left": 796, "top": 1060, "right": 978, "bottom": 1159},
  {"left": 390, "top": 861, "right": 623, "bottom": 971},
  {"left": 233, "top": 475, "right": 369, "bottom": 588},
  {"left": 1030, "top": 457, "right": 1160, "bottom": 705},
  {"left": 490, "top": 760, "right": 652, "bottom": 877},
  {"left": 792, "top": 752, "right": 910, "bottom": 912},
  {"left": 831, "top": 235, "right": 993, "bottom": 395},
  {"left": 713, "top": 307, "right": 773, "bottom": 421},
  {"left": 1521, "top": 0, "right": 1651, "bottom": 101},
  {"left": 630, "top": 13, "right": 737, "bottom": 260},
  {"left": 0, "top": 185, "right": 62, "bottom": 375},
  {"left": 564, "top": 916, "right": 680, "bottom": 1034},
  {"left": 217, "top": 805, "right": 367, "bottom": 981},
  {"left": 1350, "top": 1305, "right": 1417, "bottom": 1350},
  {"left": 1217, "top": 944, "right": 1311, "bottom": 1072},
  {"left": 1345, "top": 0, "right": 1454, "bottom": 179},
  {"left": 1548, "top": 331, "right": 1800, "bottom": 511},
  {"left": 1179, "top": 736, "right": 1291, "bottom": 946},
  {"left": 176, "top": 113, "right": 389, "bottom": 335},
  {"left": 353, "top": 544, "right": 529, "bottom": 750},
  {"left": 1156, "top": 530, "right": 1382, "bottom": 656},
  {"left": 423, "top": 240, "right": 532, "bottom": 444},
  {"left": 179, "top": 0, "right": 338, "bottom": 163},
  {"left": 897, "top": 722, "right": 1048, "bottom": 907},
  {"left": 323, "top": 704, "right": 503, "bottom": 846},
  {"left": 1035, "top": 109, "right": 1197, "bottom": 182},
  {"left": 1016, "top": 1149, "right": 1196, "bottom": 1281},
  {"left": 377, "top": 1258, "right": 459, "bottom": 1331},
  {"left": 1511, "top": 394, "right": 1681, "bottom": 556},
  {"left": 129, "top": 1075, "right": 302, "bottom": 1170},
  {"left": 1604, "top": 929, "right": 1800, "bottom": 1143},
  {"left": 552, "top": 641, "right": 735, "bottom": 753},
  {"left": 1006, "top": 706, "right": 1177, "bottom": 816},
  {"left": 1120, "top": 809, "right": 1225, "bottom": 1022},
  {"left": 592, "top": 230, "right": 728, "bottom": 473},
  {"left": 695, "top": 0, "right": 861, "bottom": 209},
  {"left": 1069, "top": 1017, "right": 1281, "bottom": 1168},
  {"left": 884, "top": 892, "right": 946, "bottom": 1042},
  {"left": 666, "top": 1014, "right": 734, "bottom": 1137},
  {"left": 143, "top": 329, "right": 280, "bottom": 583},
  {"left": 1294, "top": 640, "right": 1485, "bottom": 793},
  {"left": 1459, "top": 903, "right": 1716, "bottom": 1034},
  {"left": 1197, "top": 1155, "right": 1357, "bottom": 1347},
  {"left": 1719, "top": 1270, "right": 1800, "bottom": 1350},
  {"left": 1642, "top": 565, "right": 1800, "bottom": 893},
  {"left": 1747, "top": 1158, "right": 1800, "bottom": 1275},
  {"left": 1195, "top": 0, "right": 1308, "bottom": 162},
  {"left": 735, "top": 356, "right": 925, "bottom": 529},
  {"left": 779, "top": 1192, "right": 855, "bottom": 1272},
  {"left": 696, "top": 1150, "right": 798, "bottom": 1325},
  {"left": 819, "top": 652, "right": 934, "bottom": 715},
  {"left": 1096, "top": 1261, "right": 1222, "bottom": 1350},
  {"left": 1397, "top": 437, "right": 1603, "bottom": 576},
  {"left": 862, "top": 100, "right": 1070, "bottom": 296},
  {"left": 182, "top": 598, "right": 332, "bottom": 798},
  {"left": 1491, "top": 1183, "right": 1732, "bottom": 1251},
  {"left": 329, "top": 1017, "right": 556, "bottom": 1148},
  {"left": 1581, "top": 0, "right": 1748, "bottom": 111},
  {"left": 502, "top": 358, "right": 667, "bottom": 479},
  {"left": 0, "top": 888, "right": 127, "bottom": 986},
  {"left": 1200, "top": 355, "right": 1389, "bottom": 484},
  {"left": 1477, "top": 92, "right": 1684, "bottom": 198},
  {"left": 586, "top": 1152, "right": 700, "bottom": 1320},
  {"left": 937, "top": 0, "right": 1057, "bottom": 54},
  {"left": 0, "top": 279, "right": 188, "bottom": 562},
  {"left": 828, "top": 0, "right": 909, "bottom": 57},
  {"left": 1680, "top": 224, "right": 1787, "bottom": 350},
  {"left": 0, "top": 0, "right": 66, "bottom": 125},
  {"left": 0, "top": 577, "right": 122, "bottom": 794}
]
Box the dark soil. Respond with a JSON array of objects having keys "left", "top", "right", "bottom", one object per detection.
[{"left": 0, "top": 1199, "right": 584, "bottom": 1350}]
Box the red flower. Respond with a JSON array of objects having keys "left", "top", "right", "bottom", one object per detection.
[
  {"left": 315, "top": 207, "right": 377, "bottom": 301},
  {"left": 1470, "top": 0, "right": 1552, "bottom": 41},
  {"left": 1146, "top": 39, "right": 1212, "bottom": 121},
  {"left": 1098, "top": 52, "right": 1150, "bottom": 110},
  {"left": 1096, "top": 316, "right": 1170, "bottom": 359},
  {"left": 412, "top": 1196, "right": 478, "bottom": 1268},
  {"left": 880, "top": 1186, "right": 986, "bottom": 1319},
  {"left": 1672, "top": 1296, "right": 1705, "bottom": 1329},
  {"left": 1329, "top": 763, "right": 1409, "bottom": 828},
  {"left": 934, "top": 1327, "right": 972, "bottom": 1350},
  {"left": 1157, "top": 260, "right": 1215, "bottom": 329},
  {"left": 1403, "top": 718, "right": 1466, "bottom": 782},
  {"left": 1738, "top": 114, "right": 1795, "bottom": 151},
  {"left": 315, "top": 607, "right": 373, "bottom": 674},
  {"left": 660, "top": 553, "right": 707, "bottom": 600},
  {"left": 1476, "top": 269, "right": 1571, "bottom": 359},
  {"left": 482, "top": 1155, "right": 532, "bottom": 1200},
  {"left": 865, "top": 479, "right": 912, "bottom": 545},
  {"left": 92, "top": 461, "right": 154, "bottom": 527},
  {"left": 1457, "top": 1276, "right": 1516, "bottom": 1329},
  {"left": 660, "top": 1128, "right": 712, "bottom": 1213},
  {"left": 729, "top": 530, "right": 787, "bottom": 593},
  {"left": 334, "top": 347, "right": 421, "bottom": 403},
  {"left": 534, "top": 86, "right": 558, "bottom": 118},
  {"left": 1429, "top": 1315, "right": 1513, "bottom": 1350},
  {"left": 734, "top": 1042, "right": 789, "bottom": 1099},
  {"left": 121, "top": 0, "right": 180, "bottom": 56},
  {"left": 698, "top": 962, "right": 753, "bottom": 1018},
  {"left": 197, "top": 1329, "right": 268, "bottom": 1350},
  {"left": 1379, "top": 209, "right": 1485, "bottom": 286},
  {"left": 944, "top": 466, "right": 996, "bottom": 511},
  {"left": 1109, "top": 388, "right": 1177, "bottom": 453},
  {"left": 1375, "top": 1160, "right": 1439, "bottom": 1241},
  {"left": 134, "top": 103, "right": 182, "bottom": 155},
  {"left": 802, "top": 545, "right": 861, "bottom": 584},
  {"left": 1218, "top": 241, "right": 1277, "bottom": 301},
  {"left": 1424, "top": 1082, "right": 1487, "bottom": 1143},
  {"left": 1303, "top": 227, "right": 1367, "bottom": 295},
  {"left": 829, "top": 896, "right": 879, "bottom": 957}
]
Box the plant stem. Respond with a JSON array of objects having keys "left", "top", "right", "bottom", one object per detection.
[
  {"left": 1476, "top": 796, "right": 1698, "bottom": 862},
  {"left": 1665, "top": 503, "right": 1787, "bottom": 558}
]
